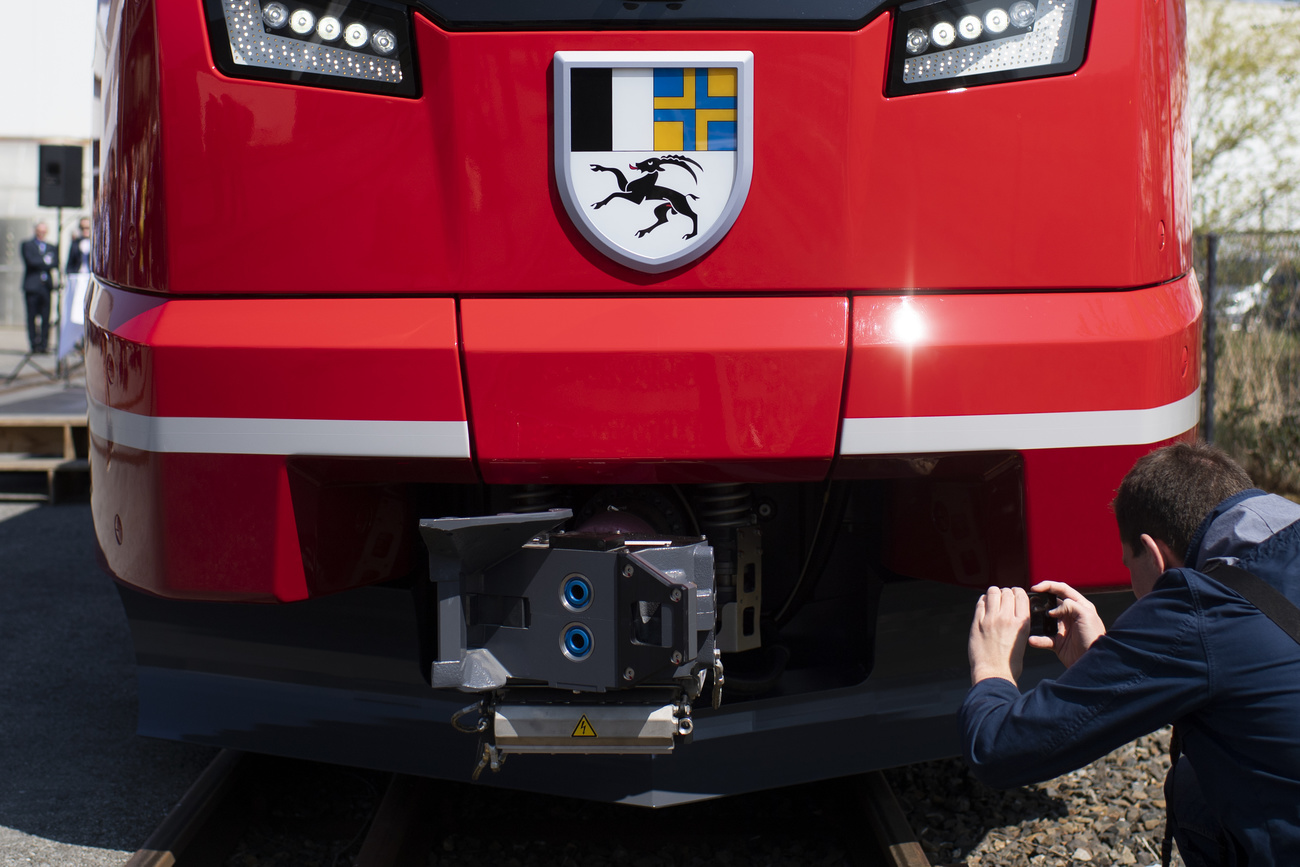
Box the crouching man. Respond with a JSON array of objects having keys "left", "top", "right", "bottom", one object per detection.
[{"left": 962, "top": 442, "right": 1300, "bottom": 866}]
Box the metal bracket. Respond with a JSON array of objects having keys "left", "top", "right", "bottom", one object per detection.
[
  {"left": 711, "top": 646, "right": 725, "bottom": 710},
  {"left": 471, "top": 741, "right": 506, "bottom": 781}
]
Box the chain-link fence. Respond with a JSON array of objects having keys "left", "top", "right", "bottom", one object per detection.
[{"left": 1196, "top": 231, "right": 1300, "bottom": 496}]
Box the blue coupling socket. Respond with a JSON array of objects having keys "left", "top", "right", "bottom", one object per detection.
[
  {"left": 563, "top": 575, "right": 592, "bottom": 611},
  {"left": 563, "top": 624, "right": 593, "bottom": 660}
]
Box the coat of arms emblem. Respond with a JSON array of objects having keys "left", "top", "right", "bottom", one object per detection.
[{"left": 554, "top": 51, "right": 754, "bottom": 273}]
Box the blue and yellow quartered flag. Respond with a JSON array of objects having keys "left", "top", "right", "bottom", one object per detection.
[{"left": 570, "top": 67, "right": 738, "bottom": 153}]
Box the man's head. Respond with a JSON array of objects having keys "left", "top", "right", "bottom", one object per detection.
[
  {"left": 34, "top": 222, "right": 47, "bottom": 240},
  {"left": 1113, "top": 442, "right": 1253, "bottom": 585},
  {"left": 79, "top": 218, "right": 90, "bottom": 236}
]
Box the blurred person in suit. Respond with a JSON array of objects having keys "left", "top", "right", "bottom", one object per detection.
[
  {"left": 21, "top": 221, "right": 58, "bottom": 354},
  {"left": 59, "top": 217, "right": 94, "bottom": 361},
  {"left": 66, "top": 217, "right": 92, "bottom": 276}
]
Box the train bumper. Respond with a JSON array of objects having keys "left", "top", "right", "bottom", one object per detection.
[
  {"left": 88, "top": 275, "right": 1199, "bottom": 601},
  {"left": 116, "top": 567, "right": 1133, "bottom": 805}
]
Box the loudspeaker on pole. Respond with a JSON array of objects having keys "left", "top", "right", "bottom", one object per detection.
[{"left": 38, "top": 145, "right": 84, "bottom": 209}]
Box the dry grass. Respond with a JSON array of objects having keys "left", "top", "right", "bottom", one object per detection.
[{"left": 1211, "top": 325, "right": 1300, "bottom": 498}]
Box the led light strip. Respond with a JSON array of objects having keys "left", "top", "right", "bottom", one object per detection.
[
  {"left": 221, "top": 0, "right": 403, "bottom": 83},
  {"left": 903, "top": 0, "right": 1077, "bottom": 84},
  {"left": 88, "top": 397, "right": 470, "bottom": 458},
  {"left": 840, "top": 389, "right": 1201, "bottom": 455}
]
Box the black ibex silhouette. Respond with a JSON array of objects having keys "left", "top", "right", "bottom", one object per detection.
[{"left": 589, "top": 155, "right": 704, "bottom": 239}]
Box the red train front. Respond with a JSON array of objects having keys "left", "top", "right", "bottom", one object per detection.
[{"left": 88, "top": 0, "right": 1200, "bottom": 803}]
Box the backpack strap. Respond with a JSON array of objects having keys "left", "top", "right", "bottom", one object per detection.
[
  {"left": 1161, "top": 726, "right": 1182, "bottom": 867},
  {"left": 1161, "top": 560, "right": 1299, "bottom": 866},
  {"left": 1204, "top": 561, "right": 1300, "bottom": 647}
]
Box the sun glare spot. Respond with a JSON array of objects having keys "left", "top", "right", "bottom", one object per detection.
[{"left": 891, "top": 299, "right": 927, "bottom": 345}]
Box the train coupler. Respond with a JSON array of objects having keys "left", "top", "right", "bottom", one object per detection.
[
  {"left": 419, "top": 510, "right": 717, "bottom": 777},
  {"left": 418, "top": 510, "right": 717, "bottom": 694}
]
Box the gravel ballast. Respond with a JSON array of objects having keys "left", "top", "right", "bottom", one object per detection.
[{"left": 887, "top": 729, "right": 1183, "bottom": 867}]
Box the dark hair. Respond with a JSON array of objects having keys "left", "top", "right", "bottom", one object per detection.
[{"left": 1112, "top": 442, "right": 1253, "bottom": 559}]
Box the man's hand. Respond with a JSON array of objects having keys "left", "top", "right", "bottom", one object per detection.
[
  {"left": 968, "top": 586, "right": 1031, "bottom": 686},
  {"left": 1027, "top": 580, "right": 1106, "bottom": 668}
]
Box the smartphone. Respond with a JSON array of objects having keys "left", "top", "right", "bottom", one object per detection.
[{"left": 1029, "top": 591, "right": 1059, "bottom": 637}]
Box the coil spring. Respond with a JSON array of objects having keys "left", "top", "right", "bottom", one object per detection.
[
  {"left": 694, "top": 483, "right": 752, "bottom": 531},
  {"left": 508, "top": 485, "right": 564, "bottom": 514},
  {"left": 693, "top": 483, "right": 752, "bottom": 582}
]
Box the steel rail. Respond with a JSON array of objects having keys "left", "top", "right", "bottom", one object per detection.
[
  {"left": 122, "top": 750, "right": 246, "bottom": 867},
  {"left": 846, "top": 771, "right": 932, "bottom": 867},
  {"left": 353, "top": 774, "right": 438, "bottom": 867}
]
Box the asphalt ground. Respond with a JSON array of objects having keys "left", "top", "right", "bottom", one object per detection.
[
  {"left": 0, "top": 325, "right": 217, "bottom": 865},
  {"left": 0, "top": 499, "right": 217, "bottom": 866}
]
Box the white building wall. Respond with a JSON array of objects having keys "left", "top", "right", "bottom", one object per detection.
[{"left": 0, "top": 0, "right": 97, "bottom": 327}]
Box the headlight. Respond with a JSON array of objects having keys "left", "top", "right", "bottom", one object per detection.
[
  {"left": 887, "top": 0, "right": 1093, "bottom": 97},
  {"left": 204, "top": 0, "right": 418, "bottom": 97}
]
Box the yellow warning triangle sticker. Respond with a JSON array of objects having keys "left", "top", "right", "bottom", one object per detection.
[{"left": 572, "top": 715, "right": 598, "bottom": 737}]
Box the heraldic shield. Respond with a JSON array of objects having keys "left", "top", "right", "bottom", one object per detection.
[{"left": 555, "top": 51, "right": 754, "bottom": 273}]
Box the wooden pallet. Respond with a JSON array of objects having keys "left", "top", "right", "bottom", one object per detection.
[{"left": 0, "top": 412, "right": 89, "bottom": 502}]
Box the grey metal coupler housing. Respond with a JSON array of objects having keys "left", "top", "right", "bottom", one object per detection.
[
  {"left": 419, "top": 511, "right": 716, "bottom": 694},
  {"left": 492, "top": 701, "right": 681, "bottom": 754}
]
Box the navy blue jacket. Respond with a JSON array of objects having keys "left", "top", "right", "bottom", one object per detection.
[{"left": 961, "top": 490, "right": 1300, "bottom": 865}]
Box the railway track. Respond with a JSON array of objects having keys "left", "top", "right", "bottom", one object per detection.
[{"left": 123, "top": 751, "right": 933, "bottom": 867}]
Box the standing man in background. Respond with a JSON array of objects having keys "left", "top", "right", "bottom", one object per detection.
[
  {"left": 66, "top": 217, "right": 92, "bottom": 277},
  {"left": 21, "top": 221, "right": 58, "bottom": 354},
  {"left": 59, "top": 217, "right": 94, "bottom": 361}
]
